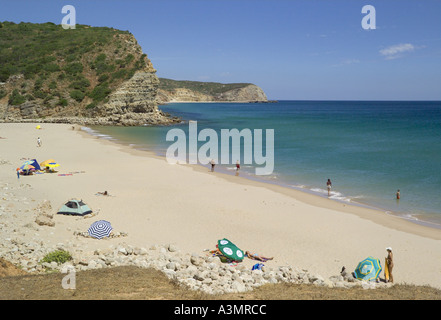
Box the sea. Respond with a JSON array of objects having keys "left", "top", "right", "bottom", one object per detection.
[{"left": 85, "top": 100, "right": 441, "bottom": 229}]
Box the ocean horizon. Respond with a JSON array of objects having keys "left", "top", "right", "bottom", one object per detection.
[{"left": 86, "top": 100, "right": 441, "bottom": 229}]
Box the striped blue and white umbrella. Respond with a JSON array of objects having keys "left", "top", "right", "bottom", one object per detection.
[{"left": 88, "top": 220, "right": 113, "bottom": 239}]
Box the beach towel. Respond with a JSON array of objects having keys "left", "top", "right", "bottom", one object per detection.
[{"left": 252, "top": 263, "right": 264, "bottom": 271}]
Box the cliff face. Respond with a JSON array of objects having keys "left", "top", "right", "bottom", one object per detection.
[
  {"left": 0, "top": 22, "right": 179, "bottom": 126},
  {"left": 216, "top": 84, "right": 268, "bottom": 102},
  {"left": 0, "top": 70, "right": 179, "bottom": 126},
  {"left": 157, "top": 82, "right": 268, "bottom": 104},
  {"left": 89, "top": 71, "right": 178, "bottom": 126}
]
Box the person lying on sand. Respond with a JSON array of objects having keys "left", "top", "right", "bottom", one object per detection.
[
  {"left": 245, "top": 251, "right": 273, "bottom": 262},
  {"left": 96, "top": 191, "right": 109, "bottom": 196},
  {"left": 341, "top": 266, "right": 356, "bottom": 282}
]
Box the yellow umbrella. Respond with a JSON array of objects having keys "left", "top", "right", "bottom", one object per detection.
[
  {"left": 40, "top": 159, "right": 56, "bottom": 167},
  {"left": 47, "top": 163, "right": 60, "bottom": 168}
]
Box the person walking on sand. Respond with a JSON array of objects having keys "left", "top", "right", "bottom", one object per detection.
[
  {"left": 210, "top": 159, "right": 216, "bottom": 172},
  {"left": 326, "top": 179, "right": 332, "bottom": 196},
  {"left": 37, "top": 137, "right": 42, "bottom": 147},
  {"left": 386, "top": 247, "right": 394, "bottom": 283}
]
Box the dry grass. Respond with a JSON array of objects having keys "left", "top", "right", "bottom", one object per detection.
[{"left": 1, "top": 263, "right": 440, "bottom": 300}]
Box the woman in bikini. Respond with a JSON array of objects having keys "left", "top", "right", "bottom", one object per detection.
[{"left": 245, "top": 251, "right": 273, "bottom": 262}]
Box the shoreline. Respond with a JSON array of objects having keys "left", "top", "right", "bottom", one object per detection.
[
  {"left": 2, "top": 123, "right": 441, "bottom": 290},
  {"left": 83, "top": 125, "right": 441, "bottom": 239}
]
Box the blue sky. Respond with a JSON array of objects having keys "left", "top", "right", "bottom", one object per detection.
[{"left": 1, "top": 0, "right": 441, "bottom": 100}]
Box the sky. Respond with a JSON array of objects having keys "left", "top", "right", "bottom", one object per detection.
[{"left": 1, "top": 0, "right": 441, "bottom": 100}]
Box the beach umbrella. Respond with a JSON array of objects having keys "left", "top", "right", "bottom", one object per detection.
[
  {"left": 217, "top": 238, "right": 244, "bottom": 262},
  {"left": 22, "top": 159, "right": 41, "bottom": 171},
  {"left": 47, "top": 162, "right": 60, "bottom": 168},
  {"left": 20, "top": 164, "right": 35, "bottom": 171},
  {"left": 40, "top": 159, "right": 56, "bottom": 167},
  {"left": 354, "top": 257, "right": 382, "bottom": 281},
  {"left": 88, "top": 220, "right": 113, "bottom": 239}
]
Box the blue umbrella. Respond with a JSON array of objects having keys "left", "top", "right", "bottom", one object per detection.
[
  {"left": 354, "top": 257, "right": 382, "bottom": 281},
  {"left": 88, "top": 220, "right": 113, "bottom": 239}
]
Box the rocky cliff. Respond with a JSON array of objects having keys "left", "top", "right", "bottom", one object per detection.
[
  {"left": 157, "top": 78, "right": 268, "bottom": 103},
  {"left": 0, "top": 22, "right": 270, "bottom": 126},
  {"left": 0, "top": 22, "right": 179, "bottom": 126}
]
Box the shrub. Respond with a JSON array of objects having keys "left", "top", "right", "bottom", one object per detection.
[
  {"left": 58, "top": 98, "right": 68, "bottom": 106},
  {"left": 98, "top": 74, "right": 109, "bottom": 83},
  {"left": 88, "top": 83, "right": 111, "bottom": 102},
  {"left": 111, "top": 69, "right": 127, "bottom": 80},
  {"left": 125, "top": 53, "right": 134, "bottom": 64},
  {"left": 86, "top": 101, "right": 97, "bottom": 109},
  {"left": 43, "top": 62, "right": 60, "bottom": 73},
  {"left": 64, "top": 62, "right": 83, "bottom": 75},
  {"left": 94, "top": 61, "right": 115, "bottom": 75},
  {"left": 48, "top": 81, "right": 57, "bottom": 90},
  {"left": 41, "top": 250, "right": 72, "bottom": 265},
  {"left": 33, "top": 90, "right": 48, "bottom": 99},
  {"left": 95, "top": 53, "right": 107, "bottom": 62},
  {"left": 0, "top": 69, "right": 10, "bottom": 82},
  {"left": 70, "top": 89, "right": 85, "bottom": 102},
  {"left": 8, "top": 89, "right": 26, "bottom": 105},
  {"left": 34, "top": 78, "right": 44, "bottom": 91},
  {"left": 70, "top": 78, "right": 90, "bottom": 92}
]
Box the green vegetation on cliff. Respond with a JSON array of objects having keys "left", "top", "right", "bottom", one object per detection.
[
  {"left": 0, "top": 21, "right": 149, "bottom": 114},
  {"left": 158, "top": 78, "right": 253, "bottom": 96}
]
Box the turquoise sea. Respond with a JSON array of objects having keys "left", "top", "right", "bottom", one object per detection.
[{"left": 87, "top": 101, "right": 441, "bottom": 229}]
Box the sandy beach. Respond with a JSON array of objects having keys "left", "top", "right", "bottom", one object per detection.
[{"left": 1, "top": 122, "right": 440, "bottom": 290}]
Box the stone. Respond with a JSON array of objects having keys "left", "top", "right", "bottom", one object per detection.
[
  {"left": 166, "top": 262, "right": 177, "bottom": 271},
  {"left": 35, "top": 215, "right": 55, "bottom": 227},
  {"left": 231, "top": 281, "right": 247, "bottom": 293},
  {"left": 190, "top": 254, "right": 204, "bottom": 266}
]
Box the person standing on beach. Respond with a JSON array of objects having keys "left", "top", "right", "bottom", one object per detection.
[
  {"left": 386, "top": 247, "right": 394, "bottom": 283},
  {"left": 16, "top": 169, "right": 20, "bottom": 179},
  {"left": 326, "top": 179, "right": 332, "bottom": 196},
  {"left": 37, "top": 137, "right": 42, "bottom": 147},
  {"left": 236, "top": 160, "right": 240, "bottom": 172},
  {"left": 210, "top": 159, "right": 216, "bottom": 172}
]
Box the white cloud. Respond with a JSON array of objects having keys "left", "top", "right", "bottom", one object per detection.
[{"left": 379, "top": 43, "right": 415, "bottom": 60}]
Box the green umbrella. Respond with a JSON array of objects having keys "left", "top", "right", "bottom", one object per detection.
[{"left": 217, "top": 238, "right": 244, "bottom": 262}]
